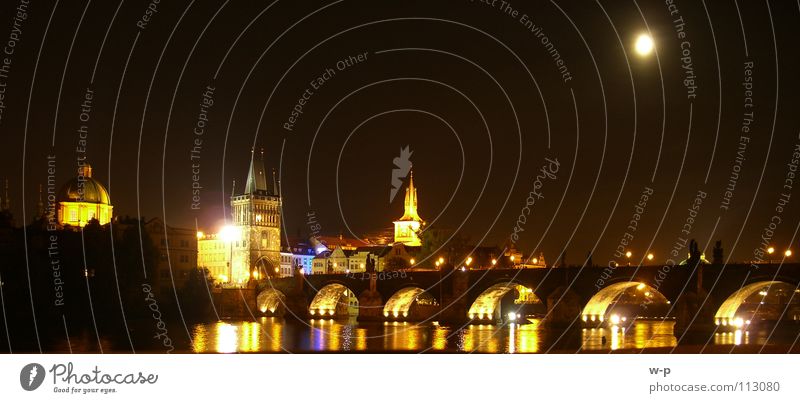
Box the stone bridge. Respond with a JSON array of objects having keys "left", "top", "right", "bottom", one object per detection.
[{"left": 243, "top": 263, "right": 800, "bottom": 335}]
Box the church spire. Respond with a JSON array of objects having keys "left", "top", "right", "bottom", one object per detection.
[
  {"left": 272, "top": 168, "right": 278, "bottom": 196},
  {"left": 244, "top": 147, "right": 269, "bottom": 194},
  {"left": 398, "top": 170, "right": 421, "bottom": 222},
  {"left": 393, "top": 169, "right": 423, "bottom": 246}
]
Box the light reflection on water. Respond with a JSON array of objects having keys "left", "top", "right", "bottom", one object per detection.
[
  {"left": 192, "top": 318, "right": 684, "bottom": 353},
  {"left": 190, "top": 319, "right": 793, "bottom": 353},
  {"left": 580, "top": 321, "right": 677, "bottom": 350},
  {"left": 24, "top": 318, "right": 794, "bottom": 353}
]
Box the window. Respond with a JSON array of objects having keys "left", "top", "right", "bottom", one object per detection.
[{"left": 69, "top": 208, "right": 78, "bottom": 222}]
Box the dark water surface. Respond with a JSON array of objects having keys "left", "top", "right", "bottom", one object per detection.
[{"left": 5, "top": 318, "right": 798, "bottom": 353}]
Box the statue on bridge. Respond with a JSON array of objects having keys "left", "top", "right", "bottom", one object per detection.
[
  {"left": 686, "top": 239, "right": 702, "bottom": 269},
  {"left": 366, "top": 255, "right": 376, "bottom": 273},
  {"left": 674, "top": 239, "right": 715, "bottom": 335}
]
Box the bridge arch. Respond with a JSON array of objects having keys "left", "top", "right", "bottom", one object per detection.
[
  {"left": 254, "top": 255, "right": 277, "bottom": 278},
  {"left": 309, "top": 283, "right": 359, "bottom": 318},
  {"left": 257, "top": 289, "right": 286, "bottom": 316},
  {"left": 715, "top": 281, "right": 800, "bottom": 327},
  {"left": 582, "top": 282, "right": 669, "bottom": 325},
  {"left": 468, "top": 282, "right": 542, "bottom": 321},
  {"left": 383, "top": 287, "right": 439, "bottom": 320}
]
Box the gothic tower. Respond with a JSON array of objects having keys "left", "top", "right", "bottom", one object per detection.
[
  {"left": 229, "top": 149, "right": 282, "bottom": 283},
  {"left": 393, "top": 170, "right": 423, "bottom": 246}
]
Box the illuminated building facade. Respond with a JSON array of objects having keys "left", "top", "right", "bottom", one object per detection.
[
  {"left": 230, "top": 150, "right": 282, "bottom": 283},
  {"left": 311, "top": 243, "right": 416, "bottom": 274},
  {"left": 197, "top": 233, "right": 230, "bottom": 283},
  {"left": 197, "top": 150, "right": 282, "bottom": 285},
  {"left": 393, "top": 171, "right": 423, "bottom": 246},
  {"left": 280, "top": 243, "right": 316, "bottom": 277},
  {"left": 279, "top": 251, "right": 293, "bottom": 278},
  {"left": 57, "top": 164, "right": 113, "bottom": 227}
]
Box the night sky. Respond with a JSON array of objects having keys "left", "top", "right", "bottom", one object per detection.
[{"left": 3, "top": 0, "right": 800, "bottom": 265}]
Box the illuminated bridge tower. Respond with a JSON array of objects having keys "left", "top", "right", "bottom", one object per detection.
[
  {"left": 230, "top": 149, "right": 282, "bottom": 283},
  {"left": 393, "top": 170, "right": 424, "bottom": 246}
]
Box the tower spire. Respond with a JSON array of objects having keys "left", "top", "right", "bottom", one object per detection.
[
  {"left": 408, "top": 170, "right": 416, "bottom": 211},
  {"left": 244, "top": 147, "right": 268, "bottom": 194},
  {"left": 393, "top": 169, "right": 423, "bottom": 246},
  {"left": 272, "top": 168, "right": 279, "bottom": 196},
  {"left": 397, "top": 169, "right": 421, "bottom": 222}
]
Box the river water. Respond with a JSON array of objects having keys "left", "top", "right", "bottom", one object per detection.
[
  {"left": 14, "top": 318, "right": 795, "bottom": 353},
  {"left": 186, "top": 318, "right": 794, "bottom": 353}
]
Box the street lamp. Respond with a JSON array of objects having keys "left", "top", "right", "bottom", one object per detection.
[
  {"left": 626, "top": 251, "right": 632, "bottom": 266},
  {"left": 634, "top": 33, "right": 654, "bottom": 56},
  {"left": 219, "top": 225, "right": 240, "bottom": 284},
  {"left": 767, "top": 246, "right": 775, "bottom": 264},
  {"left": 647, "top": 253, "right": 654, "bottom": 261},
  {"left": 785, "top": 250, "right": 793, "bottom": 258},
  {"left": 219, "top": 225, "right": 239, "bottom": 242}
]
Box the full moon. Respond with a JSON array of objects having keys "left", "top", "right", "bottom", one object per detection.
[{"left": 634, "top": 34, "right": 654, "bottom": 56}]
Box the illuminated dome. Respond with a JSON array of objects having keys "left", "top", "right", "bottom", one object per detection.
[
  {"left": 57, "top": 164, "right": 111, "bottom": 205},
  {"left": 57, "top": 164, "right": 113, "bottom": 227}
]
